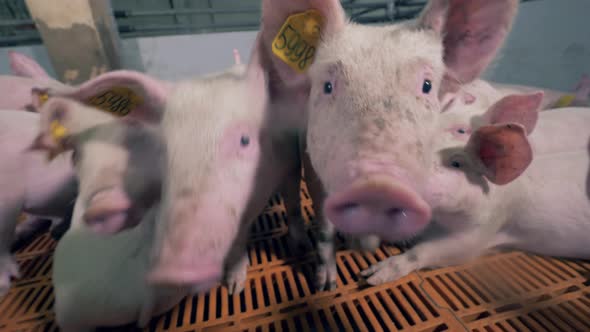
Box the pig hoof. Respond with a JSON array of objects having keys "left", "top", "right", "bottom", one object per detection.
[
  {"left": 225, "top": 262, "right": 248, "bottom": 296},
  {"left": 0, "top": 255, "right": 20, "bottom": 297},
  {"left": 345, "top": 235, "right": 381, "bottom": 251},
  {"left": 315, "top": 262, "right": 338, "bottom": 291},
  {"left": 286, "top": 219, "right": 314, "bottom": 256},
  {"left": 360, "top": 255, "right": 415, "bottom": 286}
]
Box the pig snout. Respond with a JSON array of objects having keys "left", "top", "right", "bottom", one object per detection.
[
  {"left": 147, "top": 248, "right": 222, "bottom": 292},
  {"left": 83, "top": 188, "right": 132, "bottom": 235},
  {"left": 146, "top": 199, "right": 228, "bottom": 291},
  {"left": 324, "top": 175, "right": 432, "bottom": 242}
]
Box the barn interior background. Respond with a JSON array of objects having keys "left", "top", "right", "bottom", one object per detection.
[
  {"left": 1, "top": 1, "right": 590, "bottom": 331},
  {"left": 0, "top": 0, "right": 588, "bottom": 89}
]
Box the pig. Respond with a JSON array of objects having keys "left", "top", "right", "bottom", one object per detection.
[
  {"left": 8, "top": 50, "right": 53, "bottom": 80},
  {"left": 37, "top": 34, "right": 332, "bottom": 309},
  {"left": 355, "top": 94, "right": 590, "bottom": 285},
  {"left": 255, "top": 0, "right": 525, "bottom": 276},
  {"left": 31, "top": 96, "right": 183, "bottom": 331},
  {"left": 0, "top": 52, "right": 76, "bottom": 241},
  {"left": 0, "top": 110, "right": 77, "bottom": 297},
  {"left": 490, "top": 74, "right": 590, "bottom": 109},
  {"left": 1, "top": 52, "right": 67, "bottom": 111}
]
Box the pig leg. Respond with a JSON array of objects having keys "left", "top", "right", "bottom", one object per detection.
[
  {"left": 360, "top": 227, "right": 515, "bottom": 285},
  {"left": 302, "top": 152, "right": 337, "bottom": 291},
  {"left": 0, "top": 201, "right": 23, "bottom": 296},
  {"left": 224, "top": 252, "right": 249, "bottom": 295},
  {"left": 11, "top": 216, "right": 52, "bottom": 251},
  {"left": 222, "top": 225, "right": 251, "bottom": 295},
  {"left": 283, "top": 171, "right": 314, "bottom": 257},
  {"left": 342, "top": 234, "right": 381, "bottom": 251}
]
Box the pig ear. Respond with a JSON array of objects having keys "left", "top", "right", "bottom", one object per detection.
[
  {"left": 9, "top": 51, "right": 50, "bottom": 79},
  {"left": 482, "top": 91, "right": 543, "bottom": 134},
  {"left": 45, "top": 70, "right": 170, "bottom": 123},
  {"left": 233, "top": 49, "right": 242, "bottom": 65},
  {"left": 259, "top": 0, "right": 346, "bottom": 88},
  {"left": 467, "top": 123, "right": 532, "bottom": 185},
  {"left": 246, "top": 35, "right": 269, "bottom": 101},
  {"left": 419, "top": 0, "right": 519, "bottom": 87},
  {"left": 30, "top": 95, "right": 116, "bottom": 154}
]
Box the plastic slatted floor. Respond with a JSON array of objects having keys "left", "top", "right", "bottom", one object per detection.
[{"left": 1, "top": 182, "right": 590, "bottom": 331}]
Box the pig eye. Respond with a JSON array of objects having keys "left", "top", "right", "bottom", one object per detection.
[
  {"left": 422, "top": 79, "right": 432, "bottom": 94},
  {"left": 451, "top": 161, "right": 462, "bottom": 169},
  {"left": 457, "top": 128, "right": 466, "bottom": 134},
  {"left": 240, "top": 135, "right": 250, "bottom": 147},
  {"left": 323, "top": 82, "right": 333, "bottom": 94}
]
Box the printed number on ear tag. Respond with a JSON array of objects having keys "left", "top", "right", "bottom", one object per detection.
[
  {"left": 272, "top": 9, "right": 324, "bottom": 73},
  {"left": 87, "top": 86, "right": 143, "bottom": 117}
]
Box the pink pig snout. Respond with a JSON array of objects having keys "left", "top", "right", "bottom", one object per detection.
[
  {"left": 147, "top": 253, "right": 222, "bottom": 291},
  {"left": 83, "top": 188, "right": 131, "bottom": 235},
  {"left": 146, "top": 199, "right": 227, "bottom": 290},
  {"left": 324, "top": 175, "right": 432, "bottom": 242}
]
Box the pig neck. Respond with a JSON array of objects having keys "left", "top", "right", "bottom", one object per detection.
[
  {"left": 528, "top": 108, "right": 590, "bottom": 155},
  {"left": 430, "top": 174, "right": 526, "bottom": 233},
  {"left": 240, "top": 101, "right": 302, "bottom": 226},
  {"left": 431, "top": 110, "right": 590, "bottom": 234}
]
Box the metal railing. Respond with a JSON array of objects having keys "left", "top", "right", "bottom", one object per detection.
[{"left": 0, "top": 0, "right": 539, "bottom": 47}]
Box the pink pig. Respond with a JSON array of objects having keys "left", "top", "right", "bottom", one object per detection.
[
  {"left": 355, "top": 93, "right": 590, "bottom": 284},
  {"left": 1, "top": 51, "right": 67, "bottom": 111},
  {"left": 0, "top": 110, "right": 76, "bottom": 297},
  {"left": 256, "top": 0, "right": 590, "bottom": 283},
  {"left": 30, "top": 38, "right": 329, "bottom": 331}
]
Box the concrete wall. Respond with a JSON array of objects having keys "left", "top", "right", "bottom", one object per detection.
[{"left": 1, "top": 0, "right": 589, "bottom": 91}]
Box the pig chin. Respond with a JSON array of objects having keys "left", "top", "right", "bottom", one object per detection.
[{"left": 324, "top": 174, "right": 432, "bottom": 243}]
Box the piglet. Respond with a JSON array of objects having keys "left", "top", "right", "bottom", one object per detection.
[
  {"left": 31, "top": 95, "right": 179, "bottom": 331},
  {"left": 1, "top": 52, "right": 67, "bottom": 111},
  {"left": 0, "top": 110, "right": 77, "bottom": 297},
  {"left": 8, "top": 51, "right": 53, "bottom": 80},
  {"left": 346, "top": 93, "right": 590, "bottom": 285},
  {"left": 35, "top": 35, "right": 332, "bottom": 324},
  {"left": 490, "top": 74, "right": 590, "bottom": 109}
]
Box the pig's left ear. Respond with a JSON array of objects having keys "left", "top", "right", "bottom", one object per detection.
[
  {"left": 482, "top": 91, "right": 544, "bottom": 134},
  {"left": 467, "top": 123, "right": 532, "bottom": 185},
  {"left": 43, "top": 70, "right": 170, "bottom": 123}
]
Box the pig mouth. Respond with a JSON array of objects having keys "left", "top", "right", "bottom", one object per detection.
[
  {"left": 147, "top": 260, "right": 222, "bottom": 291},
  {"left": 324, "top": 175, "right": 432, "bottom": 243}
]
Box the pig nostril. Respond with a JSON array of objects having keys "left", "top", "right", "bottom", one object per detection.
[
  {"left": 386, "top": 208, "right": 405, "bottom": 217},
  {"left": 340, "top": 202, "right": 359, "bottom": 211}
]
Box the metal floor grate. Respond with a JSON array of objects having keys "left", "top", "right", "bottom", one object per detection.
[{"left": 1, "top": 181, "right": 589, "bottom": 331}]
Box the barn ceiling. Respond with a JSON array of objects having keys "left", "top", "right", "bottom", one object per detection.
[{"left": 0, "top": 0, "right": 539, "bottom": 47}]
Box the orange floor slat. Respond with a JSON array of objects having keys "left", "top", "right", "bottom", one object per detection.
[{"left": 1, "top": 182, "right": 590, "bottom": 331}]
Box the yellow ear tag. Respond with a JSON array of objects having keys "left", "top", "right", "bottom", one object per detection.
[
  {"left": 554, "top": 94, "right": 576, "bottom": 108},
  {"left": 50, "top": 120, "right": 68, "bottom": 141},
  {"left": 87, "top": 86, "right": 143, "bottom": 117},
  {"left": 38, "top": 92, "right": 49, "bottom": 106},
  {"left": 272, "top": 9, "right": 324, "bottom": 73}
]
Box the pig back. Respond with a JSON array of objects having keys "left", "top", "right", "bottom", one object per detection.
[
  {"left": 505, "top": 150, "right": 590, "bottom": 259},
  {"left": 529, "top": 108, "right": 590, "bottom": 155}
]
